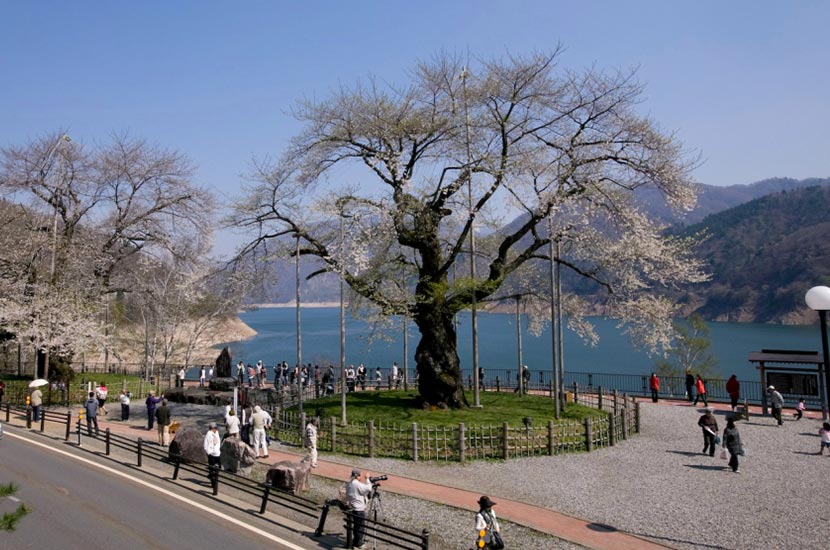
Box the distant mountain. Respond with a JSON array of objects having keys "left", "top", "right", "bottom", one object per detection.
[
  {"left": 672, "top": 185, "right": 830, "bottom": 323},
  {"left": 636, "top": 177, "right": 830, "bottom": 225},
  {"left": 255, "top": 178, "right": 830, "bottom": 324}
]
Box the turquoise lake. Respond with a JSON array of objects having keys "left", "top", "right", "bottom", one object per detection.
[{"left": 221, "top": 307, "right": 821, "bottom": 382}]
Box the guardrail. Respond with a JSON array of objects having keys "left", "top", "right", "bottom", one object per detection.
[{"left": 4, "top": 403, "right": 72, "bottom": 439}]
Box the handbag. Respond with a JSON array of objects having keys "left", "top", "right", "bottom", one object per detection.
[
  {"left": 739, "top": 445, "right": 746, "bottom": 456},
  {"left": 489, "top": 531, "right": 505, "bottom": 550},
  {"left": 719, "top": 447, "right": 728, "bottom": 460}
]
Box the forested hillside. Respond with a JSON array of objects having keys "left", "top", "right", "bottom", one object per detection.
[{"left": 674, "top": 185, "right": 830, "bottom": 323}]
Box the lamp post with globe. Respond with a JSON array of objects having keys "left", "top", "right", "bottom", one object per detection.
[{"left": 805, "top": 286, "right": 830, "bottom": 421}]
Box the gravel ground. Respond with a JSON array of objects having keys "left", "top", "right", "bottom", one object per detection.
[
  {"left": 50, "top": 401, "right": 830, "bottom": 549},
  {"left": 341, "top": 402, "right": 829, "bottom": 550}
]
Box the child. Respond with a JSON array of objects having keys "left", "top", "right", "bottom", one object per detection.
[
  {"left": 820, "top": 422, "right": 830, "bottom": 456},
  {"left": 794, "top": 398, "right": 806, "bottom": 420}
]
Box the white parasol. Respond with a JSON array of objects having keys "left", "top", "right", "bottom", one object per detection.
[{"left": 28, "top": 379, "right": 48, "bottom": 388}]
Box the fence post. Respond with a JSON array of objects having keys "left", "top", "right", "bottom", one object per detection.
[
  {"left": 613, "top": 389, "right": 619, "bottom": 413},
  {"left": 502, "top": 421, "right": 509, "bottom": 460},
  {"left": 621, "top": 406, "right": 628, "bottom": 440},
  {"left": 584, "top": 417, "right": 593, "bottom": 452},
  {"left": 105, "top": 428, "right": 111, "bottom": 455},
  {"left": 65, "top": 411, "right": 72, "bottom": 440},
  {"left": 573, "top": 382, "right": 579, "bottom": 403},
  {"left": 609, "top": 413, "right": 616, "bottom": 447},
  {"left": 26, "top": 407, "right": 31, "bottom": 429},
  {"left": 300, "top": 412, "right": 307, "bottom": 443},
  {"left": 5, "top": 403, "right": 9, "bottom": 422},
  {"left": 137, "top": 438, "right": 143, "bottom": 467},
  {"left": 496, "top": 376, "right": 501, "bottom": 392},
  {"left": 458, "top": 422, "right": 466, "bottom": 462},
  {"left": 598, "top": 386, "right": 603, "bottom": 410},
  {"left": 547, "top": 420, "right": 554, "bottom": 456},
  {"left": 412, "top": 422, "right": 419, "bottom": 462},
  {"left": 330, "top": 416, "right": 337, "bottom": 453},
  {"left": 635, "top": 402, "right": 641, "bottom": 433},
  {"left": 421, "top": 529, "right": 430, "bottom": 550},
  {"left": 76, "top": 418, "right": 82, "bottom": 446},
  {"left": 209, "top": 465, "right": 220, "bottom": 496},
  {"left": 345, "top": 512, "right": 354, "bottom": 548},
  {"left": 368, "top": 420, "right": 375, "bottom": 458},
  {"left": 40, "top": 411, "right": 46, "bottom": 432}
]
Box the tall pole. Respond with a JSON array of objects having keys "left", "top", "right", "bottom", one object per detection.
[
  {"left": 295, "top": 232, "right": 303, "bottom": 416},
  {"left": 556, "top": 240, "right": 565, "bottom": 402},
  {"left": 818, "top": 310, "right": 830, "bottom": 422},
  {"left": 516, "top": 296, "right": 523, "bottom": 396},
  {"left": 339, "top": 211, "right": 347, "bottom": 425},
  {"left": 42, "top": 134, "right": 71, "bottom": 382},
  {"left": 548, "top": 215, "right": 560, "bottom": 417},
  {"left": 403, "top": 317, "right": 409, "bottom": 391},
  {"left": 461, "top": 67, "right": 481, "bottom": 408}
]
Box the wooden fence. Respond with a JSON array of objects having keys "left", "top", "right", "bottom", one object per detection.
[{"left": 270, "top": 390, "right": 639, "bottom": 462}]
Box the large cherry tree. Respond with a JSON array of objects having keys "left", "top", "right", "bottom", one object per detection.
[{"left": 230, "top": 51, "right": 707, "bottom": 408}]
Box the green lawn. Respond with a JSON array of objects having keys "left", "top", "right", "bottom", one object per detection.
[{"left": 300, "top": 390, "right": 607, "bottom": 428}]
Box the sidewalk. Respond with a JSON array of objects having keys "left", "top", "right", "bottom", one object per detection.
[{"left": 87, "top": 411, "right": 669, "bottom": 550}]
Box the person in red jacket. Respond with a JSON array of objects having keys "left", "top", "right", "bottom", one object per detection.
[
  {"left": 726, "top": 374, "right": 740, "bottom": 412},
  {"left": 649, "top": 373, "right": 660, "bottom": 403},
  {"left": 693, "top": 375, "right": 708, "bottom": 406}
]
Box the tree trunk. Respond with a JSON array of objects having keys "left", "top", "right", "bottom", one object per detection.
[{"left": 414, "top": 302, "right": 468, "bottom": 409}]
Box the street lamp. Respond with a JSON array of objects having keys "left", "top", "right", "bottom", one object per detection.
[
  {"left": 338, "top": 208, "right": 351, "bottom": 425},
  {"left": 806, "top": 285, "right": 830, "bottom": 421},
  {"left": 295, "top": 232, "right": 303, "bottom": 417},
  {"left": 461, "top": 66, "right": 481, "bottom": 408}
]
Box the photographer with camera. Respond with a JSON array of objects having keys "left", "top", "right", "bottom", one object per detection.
[{"left": 346, "top": 468, "right": 373, "bottom": 549}]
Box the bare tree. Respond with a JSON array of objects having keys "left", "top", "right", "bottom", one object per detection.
[{"left": 230, "top": 51, "right": 708, "bottom": 408}]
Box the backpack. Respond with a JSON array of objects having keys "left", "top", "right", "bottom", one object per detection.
[{"left": 338, "top": 482, "right": 351, "bottom": 510}]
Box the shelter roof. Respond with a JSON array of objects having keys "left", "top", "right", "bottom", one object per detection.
[{"left": 748, "top": 349, "right": 824, "bottom": 366}]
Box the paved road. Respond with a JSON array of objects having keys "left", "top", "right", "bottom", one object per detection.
[{"left": 0, "top": 426, "right": 314, "bottom": 550}]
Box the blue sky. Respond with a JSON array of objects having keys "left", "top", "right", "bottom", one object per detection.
[{"left": 2, "top": 1, "right": 828, "bottom": 254}]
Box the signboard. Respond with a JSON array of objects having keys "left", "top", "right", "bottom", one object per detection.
[{"left": 766, "top": 372, "right": 820, "bottom": 396}]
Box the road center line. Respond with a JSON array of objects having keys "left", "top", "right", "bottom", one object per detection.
[{"left": 6, "top": 430, "right": 308, "bottom": 550}]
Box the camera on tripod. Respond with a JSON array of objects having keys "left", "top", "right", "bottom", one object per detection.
[{"left": 369, "top": 475, "right": 388, "bottom": 485}]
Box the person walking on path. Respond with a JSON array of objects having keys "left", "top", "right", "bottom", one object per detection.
[
  {"left": 649, "top": 373, "right": 660, "bottom": 403},
  {"left": 693, "top": 376, "right": 708, "bottom": 406},
  {"left": 304, "top": 417, "right": 319, "bottom": 468},
  {"left": 474, "top": 495, "right": 503, "bottom": 550},
  {"left": 685, "top": 368, "right": 695, "bottom": 402},
  {"left": 95, "top": 382, "right": 109, "bottom": 415},
  {"left": 768, "top": 385, "right": 784, "bottom": 426},
  {"left": 726, "top": 375, "right": 741, "bottom": 412},
  {"left": 177, "top": 367, "right": 185, "bottom": 388},
  {"left": 30, "top": 386, "right": 43, "bottom": 422},
  {"left": 819, "top": 422, "right": 830, "bottom": 455},
  {"left": 199, "top": 367, "right": 206, "bottom": 387},
  {"left": 346, "top": 467, "right": 373, "bottom": 549},
  {"left": 145, "top": 391, "right": 163, "bottom": 430},
  {"left": 155, "top": 398, "right": 172, "bottom": 446},
  {"left": 84, "top": 391, "right": 100, "bottom": 436},
  {"left": 794, "top": 398, "right": 805, "bottom": 420},
  {"left": 722, "top": 417, "right": 743, "bottom": 473},
  {"left": 250, "top": 405, "right": 269, "bottom": 459},
  {"left": 119, "top": 389, "right": 131, "bottom": 421},
  {"left": 204, "top": 422, "right": 222, "bottom": 468},
  {"left": 697, "top": 407, "right": 719, "bottom": 456}
]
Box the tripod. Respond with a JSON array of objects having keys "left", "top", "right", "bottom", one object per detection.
[{"left": 366, "top": 482, "right": 384, "bottom": 548}]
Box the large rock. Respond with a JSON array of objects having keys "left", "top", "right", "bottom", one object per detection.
[
  {"left": 215, "top": 347, "right": 232, "bottom": 378},
  {"left": 209, "top": 377, "right": 238, "bottom": 392},
  {"left": 220, "top": 437, "right": 257, "bottom": 475},
  {"left": 266, "top": 461, "right": 311, "bottom": 495},
  {"left": 168, "top": 427, "right": 206, "bottom": 463}
]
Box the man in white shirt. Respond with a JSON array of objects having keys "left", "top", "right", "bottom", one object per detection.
[
  {"left": 204, "top": 422, "right": 222, "bottom": 468},
  {"left": 347, "top": 468, "right": 373, "bottom": 549},
  {"left": 250, "top": 406, "right": 269, "bottom": 459}
]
